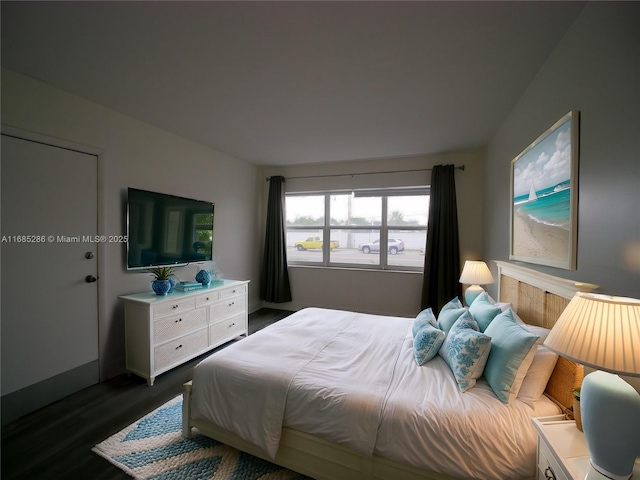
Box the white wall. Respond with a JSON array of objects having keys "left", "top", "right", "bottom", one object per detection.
[
  {"left": 1, "top": 68, "right": 263, "bottom": 379},
  {"left": 484, "top": 3, "right": 640, "bottom": 300},
  {"left": 260, "top": 150, "right": 485, "bottom": 316}
]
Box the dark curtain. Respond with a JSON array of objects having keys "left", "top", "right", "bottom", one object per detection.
[
  {"left": 260, "top": 176, "right": 292, "bottom": 303},
  {"left": 421, "top": 165, "right": 461, "bottom": 313}
]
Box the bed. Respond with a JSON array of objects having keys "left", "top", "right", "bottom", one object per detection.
[{"left": 182, "top": 262, "right": 599, "bottom": 480}]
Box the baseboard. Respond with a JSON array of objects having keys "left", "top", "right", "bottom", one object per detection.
[{"left": 1, "top": 359, "right": 99, "bottom": 426}]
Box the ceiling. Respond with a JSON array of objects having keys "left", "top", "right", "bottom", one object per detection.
[{"left": 1, "top": 1, "right": 584, "bottom": 166}]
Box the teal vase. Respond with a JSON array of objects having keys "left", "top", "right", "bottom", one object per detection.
[
  {"left": 151, "top": 279, "right": 171, "bottom": 296},
  {"left": 195, "top": 270, "right": 211, "bottom": 286}
]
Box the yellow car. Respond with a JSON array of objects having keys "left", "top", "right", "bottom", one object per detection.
[{"left": 294, "top": 236, "right": 339, "bottom": 251}]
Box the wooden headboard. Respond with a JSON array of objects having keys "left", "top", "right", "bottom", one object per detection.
[{"left": 494, "top": 261, "right": 599, "bottom": 411}]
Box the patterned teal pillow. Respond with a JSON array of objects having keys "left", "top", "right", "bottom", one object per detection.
[
  {"left": 469, "top": 292, "right": 502, "bottom": 332},
  {"left": 439, "top": 311, "right": 492, "bottom": 392},
  {"left": 412, "top": 307, "right": 437, "bottom": 337},
  {"left": 483, "top": 309, "right": 541, "bottom": 403},
  {"left": 413, "top": 324, "right": 446, "bottom": 365},
  {"left": 437, "top": 297, "right": 467, "bottom": 334}
]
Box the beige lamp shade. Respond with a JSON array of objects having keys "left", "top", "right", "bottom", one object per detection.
[
  {"left": 459, "top": 261, "right": 495, "bottom": 286},
  {"left": 544, "top": 292, "right": 640, "bottom": 376}
]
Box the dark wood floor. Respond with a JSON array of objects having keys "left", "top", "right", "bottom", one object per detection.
[{"left": 0, "top": 308, "right": 293, "bottom": 480}]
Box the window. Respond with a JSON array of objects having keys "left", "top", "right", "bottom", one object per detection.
[
  {"left": 286, "top": 188, "right": 429, "bottom": 271},
  {"left": 193, "top": 213, "right": 213, "bottom": 252}
]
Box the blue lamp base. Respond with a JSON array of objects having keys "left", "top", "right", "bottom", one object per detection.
[
  {"left": 581, "top": 370, "right": 640, "bottom": 480},
  {"left": 464, "top": 285, "right": 484, "bottom": 306}
]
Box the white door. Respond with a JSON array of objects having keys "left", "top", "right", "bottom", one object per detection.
[{"left": 1, "top": 134, "right": 99, "bottom": 401}]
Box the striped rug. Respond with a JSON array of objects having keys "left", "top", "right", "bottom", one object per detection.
[{"left": 93, "top": 396, "right": 310, "bottom": 480}]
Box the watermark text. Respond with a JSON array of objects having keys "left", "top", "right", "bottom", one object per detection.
[{"left": 1, "top": 235, "right": 128, "bottom": 244}]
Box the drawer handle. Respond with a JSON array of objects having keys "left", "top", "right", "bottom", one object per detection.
[
  {"left": 232, "top": 289, "right": 236, "bottom": 293},
  {"left": 229, "top": 322, "right": 235, "bottom": 327},
  {"left": 544, "top": 466, "right": 556, "bottom": 480},
  {"left": 228, "top": 301, "right": 235, "bottom": 306},
  {"left": 172, "top": 304, "right": 179, "bottom": 309},
  {"left": 175, "top": 344, "right": 183, "bottom": 350},
  {"left": 175, "top": 318, "right": 182, "bottom": 323},
  {"left": 206, "top": 297, "right": 210, "bottom": 301}
]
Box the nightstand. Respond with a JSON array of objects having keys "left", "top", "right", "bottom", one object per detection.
[{"left": 532, "top": 415, "right": 640, "bottom": 480}]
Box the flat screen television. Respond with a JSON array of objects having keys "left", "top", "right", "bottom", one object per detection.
[{"left": 127, "top": 188, "right": 214, "bottom": 270}]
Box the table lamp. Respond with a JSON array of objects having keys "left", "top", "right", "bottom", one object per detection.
[
  {"left": 544, "top": 292, "right": 640, "bottom": 480},
  {"left": 459, "top": 260, "right": 494, "bottom": 306}
]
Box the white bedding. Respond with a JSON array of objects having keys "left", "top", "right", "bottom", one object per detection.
[
  {"left": 191, "top": 307, "right": 560, "bottom": 480},
  {"left": 374, "top": 330, "right": 559, "bottom": 479}
]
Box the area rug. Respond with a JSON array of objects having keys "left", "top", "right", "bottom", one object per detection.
[{"left": 93, "top": 396, "right": 310, "bottom": 480}]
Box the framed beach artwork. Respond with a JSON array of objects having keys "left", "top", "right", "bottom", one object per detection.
[{"left": 510, "top": 111, "right": 579, "bottom": 270}]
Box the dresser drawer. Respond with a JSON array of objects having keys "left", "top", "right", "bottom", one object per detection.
[
  {"left": 153, "top": 297, "right": 196, "bottom": 318},
  {"left": 195, "top": 291, "right": 219, "bottom": 308},
  {"left": 154, "top": 329, "right": 208, "bottom": 370},
  {"left": 538, "top": 438, "right": 569, "bottom": 480},
  {"left": 154, "top": 307, "right": 207, "bottom": 344},
  {"left": 209, "top": 313, "right": 245, "bottom": 343},
  {"left": 218, "top": 284, "right": 246, "bottom": 300},
  {"left": 211, "top": 295, "right": 246, "bottom": 320}
]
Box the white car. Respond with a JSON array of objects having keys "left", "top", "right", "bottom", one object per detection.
[{"left": 359, "top": 238, "right": 405, "bottom": 255}]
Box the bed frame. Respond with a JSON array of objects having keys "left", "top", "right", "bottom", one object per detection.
[{"left": 182, "top": 261, "right": 599, "bottom": 480}]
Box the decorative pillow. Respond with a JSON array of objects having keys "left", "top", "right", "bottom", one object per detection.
[
  {"left": 517, "top": 346, "right": 559, "bottom": 408},
  {"left": 437, "top": 297, "right": 467, "bottom": 334},
  {"left": 483, "top": 309, "right": 541, "bottom": 404},
  {"left": 412, "top": 307, "right": 437, "bottom": 337},
  {"left": 469, "top": 292, "right": 502, "bottom": 332},
  {"left": 413, "top": 324, "right": 446, "bottom": 366},
  {"left": 439, "top": 311, "right": 492, "bottom": 392}
]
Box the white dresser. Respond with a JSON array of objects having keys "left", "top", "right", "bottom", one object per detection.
[{"left": 120, "top": 279, "right": 249, "bottom": 385}]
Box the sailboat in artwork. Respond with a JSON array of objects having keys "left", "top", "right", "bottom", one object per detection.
[{"left": 528, "top": 181, "right": 538, "bottom": 202}]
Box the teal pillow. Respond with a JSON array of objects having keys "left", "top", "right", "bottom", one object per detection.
[
  {"left": 439, "top": 311, "right": 492, "bottom": 392},
  {"left": 437, "top": 297, "right": 467, "bottom": 334},
  {"left": 483, "top": 309, "right": 541, "bottom": 404},
  {"left": 412, "top": 307, "right": 437, "bottom": 338},
  {"left": 413, "top": 324, "right": 446, "bottom": 365},
  {"left": 469, "top": 292, "right": 502, "bottom": 332}
]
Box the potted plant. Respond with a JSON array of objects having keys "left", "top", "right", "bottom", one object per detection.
[
  {"left": 573, "top": 387, "right": 583, "bottom": 431},
  {"left": 149, "top": 266, "right": 175, "bottom": 295}
]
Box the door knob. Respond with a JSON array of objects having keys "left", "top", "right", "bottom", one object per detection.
[{"left": 85, "top": 275, "right": 97, "bottom": 283}]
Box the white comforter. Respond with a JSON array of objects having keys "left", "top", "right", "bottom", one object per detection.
[{"left": 191, "top": 307, "right": 558, "bottom": 480}]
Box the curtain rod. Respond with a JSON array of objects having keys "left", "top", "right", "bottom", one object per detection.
[{"left": 266, "top": 164, "right": 465, "bottom": 181}]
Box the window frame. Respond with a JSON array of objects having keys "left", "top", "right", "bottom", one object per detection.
[{"left": 286, "top": 188, "right": 429, "bottom": 272}]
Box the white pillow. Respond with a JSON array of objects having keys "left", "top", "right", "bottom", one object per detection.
[
  {"left": 486, "top": 297, "right": 523, "bottom": 323},
  {"left": 523, "top": 324, "right": 551, "bottom": 340},
  {"left": 517, "top": 345, "right": 559, "bottom": 408},
  {"left": 494, "top": 301, "right": 513, "bottom": 312},
  {"left": 486, "top": 295, "right": 543, "bottom": 333}
]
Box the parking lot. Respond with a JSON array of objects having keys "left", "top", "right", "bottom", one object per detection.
[{"left": 287, "top": 247, "right": 425, "bottom": 268}]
